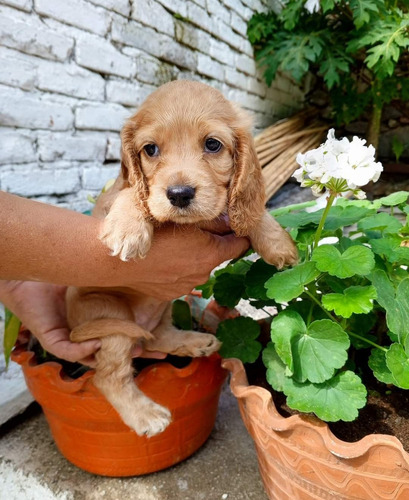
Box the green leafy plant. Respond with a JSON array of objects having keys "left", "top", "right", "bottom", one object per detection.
[
  {"left": 201, "top": 130, "right": 409, "bottom": 423},
  {"left": 248, "top": 1, "right": 409, "bottom": 150}
]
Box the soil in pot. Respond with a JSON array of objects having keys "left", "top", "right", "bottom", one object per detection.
[{"left": 246, "top": 336, "right": 409, "bottom": 452}]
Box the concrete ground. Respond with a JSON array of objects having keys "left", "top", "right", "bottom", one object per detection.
[{"left": 0, "top": 383, "right": 268, "bottom": 500}]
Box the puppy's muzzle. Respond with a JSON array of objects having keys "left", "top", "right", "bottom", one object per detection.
[{"left": 166, "top": 185, "right": 196, "bottom": 208}]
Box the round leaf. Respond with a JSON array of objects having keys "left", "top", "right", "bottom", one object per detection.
[
  {"left": 378, "top": 191, "right": 409, "bottom": 207},
  {"left": 270, "top": 310, "right": 306, "bottom": 373},
  {"left": 322, "top": 285, "right": 377, "bottom": 318},
  {"left": 312, "top": 244, "right": 375, "bottom": 278},
  {"left": 262, "top": 342, "right": 287, "bottom": 392},
  {"left": 283, "top": 370, "right": 367, "bottom": 422},
  {"left": 368, "top": 348, "right": 395, "bottom": 385},
  {"left": 265, "top": 261, "right": 320, "bottom": 303},
  {"left": 291, "top": 319, "right": 350, "bottom": 383},
  {"left": 245, "top": 259, "right": 277, "bottom": 300},
  {"left": 216, "top": 317, "right": 261, "bottom": 364},
  {"left": 386, "top": 343, "right": 409, "bottom": 389}
]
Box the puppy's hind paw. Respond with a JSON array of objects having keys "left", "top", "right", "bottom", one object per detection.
[{"left": 127, "top": 400, "right": 172, "bottom": 438}]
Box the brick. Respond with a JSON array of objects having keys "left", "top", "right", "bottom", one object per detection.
[
  {"left": 76, "top": 35, "right": 136, "bottom": 78},
  {"left": 197, "top": 53, "right": 224, "bottom": 81},
  {"left": 156, "top": 0, "right": 187, "bottom": 18},
  {"left": 106, "top": 79, "right": 156, "bottom": 107},
  {"left": 106, "top": 135, "right": 121, "bottom": 160},
  {"left": 37, "top": 132, "right": 107, "bottom": 162},
  {"left": 87, "top": 0, "right": 130, "bottom": 16},
  {"left": 236, "top": 53, "right": 256, "bottom": 76},
  {"left": 75, "top": 102, "right": 131, "bottom": 132},
  {"left": 112, "top": 18, "right": 162, "bottom": 57},
  {"left": 131, "top": 0, "right": 175, "bottom": 37},
  {"left": 34, "top": 0, "right": 110, "bottom": 36},
  {"left": 225, "top": 67, "right": 248, "bottom": 91},
  {"left": 175, "top": 21, "right": 211, "bottom": 53},
  {"left": 0, "top": 8, "right": 73, "bottom": 61},
  {"left": 209, "top": 38, "right": 236, "bottom": 66},
  {"left": 230, "top": 11, "right": 247, "bottom": 35},
  {"left": 213, "top": 21, "right": 244, "bottom": 52},
  {"left": 82, "top": 164, "right": 120, "bottom": 190},
  {"left": 223, "top": 0, "right": 250, "bottom": 19},
  {"left": 0, "top": 47, "right": 37, "bottom": 90},
  {"left": 122, "top": 48, "right": 180, "bottom": 86},
  {"left": 206, "top": 0, "right": 231, "bottom": 24},
  {"left": 241, "top": 38, "right": 254, "bottom": 57},
  {"left": 1, "top": 165, "right": 80, "bottom": 196},
  {"left": 37, "top": 61, "right": 105, "bottom": 100},
  {"left": 0, "top": 86, "right": 74, "bottom": 130},
  {"left": 159, "top": 37, "right": 197, "bottom": 71},
  {"left": 0, "top": 129, "right": 36, "bottom": 164},
  {"left": 247, "top": 77, "right": 266, "bottom": 97},
  {"left": 0, "top": 0, "right": 32, "bottom": 11}
]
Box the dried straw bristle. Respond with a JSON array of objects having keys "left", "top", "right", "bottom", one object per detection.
[{"left": 254, "top": 109, "right": 327, "bottom": 200}]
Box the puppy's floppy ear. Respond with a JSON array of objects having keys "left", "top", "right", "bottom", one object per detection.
[
  {"left": 120, "top": 118, "right": 150, "bottom": 216},
  {"left": 228, "top": 110, "right": 266, "bottom": 237}
]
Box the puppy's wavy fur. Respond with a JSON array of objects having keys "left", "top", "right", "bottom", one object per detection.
[{"left": 66, "top": 81, "right": 297, "bottom": 437}]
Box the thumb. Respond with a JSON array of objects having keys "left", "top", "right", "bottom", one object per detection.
[{"left": 214, "top": 233, "right": 250, "bottom": 262}]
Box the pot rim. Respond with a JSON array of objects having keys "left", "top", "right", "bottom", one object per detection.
[
  {"left": 222, "top": 357, "right": 409, "bottom": 464},
  {"left": 12, "top": 344, "right": 216, "bottom": 395}
]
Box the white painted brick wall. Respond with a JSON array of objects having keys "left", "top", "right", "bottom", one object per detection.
[{"left": 0, "top": 0, "right": 303, "bottom": 209}]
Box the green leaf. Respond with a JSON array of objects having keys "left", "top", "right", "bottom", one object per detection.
[
  {"left": 270, "top": 310, "right": 303, "bottom": 373},
  {"left": 271, "top": 312, "right": 350, "bottom": 383},
  {"left": 283, "top": 370, "right": 367, "bottom": 422},
  {"left": 292, "top": 319, "right": 350, "bottom": 383},
  {"left": 378, "top": 191, "right": 409, "bottom": 207},
  {"left": 368, "top": 348, "right": 395, "bottom": 385},
  {"left": 370, "top": 271, "right": 409, "bottom": 345},
  {"left": 370, "top": 235, "right": 409, "bottom": 265},
  {"left": 349, "top": 0, "right": 381, "bottom": 29},
  {"left": 4, "top": 308, "right": 21, "bottom": 368},
  {"left": 322, "top": 285, "right": 377, "bottom": 318},
  {"left": 358, "top": 213, "right": 403, "bottom": 235},
  {"left": 265, "top": 262, "right": 320, "bottom": 303},
  {"left": 245, "top": 259, "right": 277, "bottom": 301},
  {"left": 312, "top": 245, "right": 375, "bottom": 278},
  {"left": 172, "top": 300, "right": 193, "bottom": 330},
  {"left": 216, "top": 317, "right": 261, "bottom": 363},
  {"left": 213, "top": 274, "right": 246, "bottom": 309},
  {"left": 386, "top": 343, "right": 409, "bottom": 389},
  {"left": 262, "top": 342, "right": 287, "bottom": 392}
]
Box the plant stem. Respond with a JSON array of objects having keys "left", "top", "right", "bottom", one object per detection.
[
  {"left": 346, "top": 330, "right": 388, "bottom": 352},
  {"left": 313, "top": 193, "right": 337, "bottom": 249},
  {"left": 304, "top": 290, "right": 386, "bottom": 351},
  {"left": 366, "top": 102, "right": 383, "bottom": 152}
]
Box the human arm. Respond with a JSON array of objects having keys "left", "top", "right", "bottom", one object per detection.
[{"left": 0, "top": 191, "right": 249, "bottom": 299}]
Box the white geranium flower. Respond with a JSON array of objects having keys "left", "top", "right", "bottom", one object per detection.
[
  {"left": 293, "top": 129, "right": 383, "bottom": 198},
  {"left": 304, "top": 0, "right": 320, "bottom": 14}
]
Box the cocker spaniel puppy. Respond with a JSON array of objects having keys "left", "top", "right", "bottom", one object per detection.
[{"left": 66, "top": 80, "right": 297, "bottom": 437}]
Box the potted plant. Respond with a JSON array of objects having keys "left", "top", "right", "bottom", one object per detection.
[
  {"left": 202, "top": 130, "right": 409, "bottom": 498},
  {"left": 8, "top": 295, "right": 231, "bottom": 477},
  {"left": 248, "top": 0, "right": 409, "bottom": 151}
]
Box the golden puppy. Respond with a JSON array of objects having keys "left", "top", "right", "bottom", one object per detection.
[{"left": 66, "top": 80, "right": 297, "bottom": 437}]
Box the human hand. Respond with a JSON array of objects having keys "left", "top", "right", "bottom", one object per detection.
[
  {"left": 0, "top": 281, "right": 166, "bottom": 366},
  {"left": 123, "top": 218, "right": 250, "bottom": 300}
]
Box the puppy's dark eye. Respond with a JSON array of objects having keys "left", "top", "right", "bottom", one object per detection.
[
  {"left": 204, "top": 138, "right": 222, "bottom": 153},
  {"left": 144, "top": 143, "right": 159, "bottom": 157}
]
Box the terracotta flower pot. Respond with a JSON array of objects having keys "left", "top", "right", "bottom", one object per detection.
[
  {"left": 223, "top": 358, "right": 409, "bottom": 500},
  {"left": 12, "top": 347, "right": 227, "bottom": 477}
]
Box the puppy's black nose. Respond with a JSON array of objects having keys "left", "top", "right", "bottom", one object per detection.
[{"left": 166, "top": 185, "right": 196, "bottom": 208}]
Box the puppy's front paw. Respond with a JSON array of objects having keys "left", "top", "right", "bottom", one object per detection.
[
  {"left": 100, "top": 214, "right": 153, "bottom": 261},
  {"left": 261, "top": 235, "right": 298, "bottom": 269},
  {"left": 128, "top": 399, "right": 172, "bottom": 437}
]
